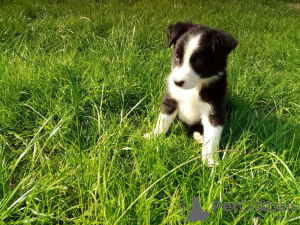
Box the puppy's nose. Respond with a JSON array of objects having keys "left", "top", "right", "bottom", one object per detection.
[{"left": 174, "top": 80, "right": 184, "bottom": 87}]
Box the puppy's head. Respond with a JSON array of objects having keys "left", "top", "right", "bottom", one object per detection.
[{"left": 167, "top": 21, "right": 238, "bottom": 89}]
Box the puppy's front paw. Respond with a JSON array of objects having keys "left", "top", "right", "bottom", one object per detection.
[
  {"left": 202, "top": 153, "right": 219, "bottom": 167},
  {"left": 143, "top": 132, "right": 152, "bottom": 139},
  {"left": 202, "top": 155, "right": 214, "bottom": 167}
]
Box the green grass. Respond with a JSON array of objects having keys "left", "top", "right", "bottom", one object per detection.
[{"left": 0, "top": 0, "right": 300, "bottom": 224}]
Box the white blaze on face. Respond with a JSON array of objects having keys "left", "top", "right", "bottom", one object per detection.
[{"left": 171, "top": 35, "right": 201, "bottom": 89}]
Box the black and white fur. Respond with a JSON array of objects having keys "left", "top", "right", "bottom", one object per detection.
[{"left": 145, "top": 22, "right": 238, "bottom": 165}]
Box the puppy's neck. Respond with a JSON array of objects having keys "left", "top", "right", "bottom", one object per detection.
[{"left": 196, "top": 71, "right": 225, "bottom": 90}]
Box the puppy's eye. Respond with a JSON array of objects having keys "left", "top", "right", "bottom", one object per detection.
[{"left": 174, "top": 54, "right": 179, "bottom": 61}]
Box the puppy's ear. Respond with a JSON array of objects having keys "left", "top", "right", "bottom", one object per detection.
[
  {"left": 211, "top": 30, "right": 238, "bottom": 58},
  {"left": 167, "top": 21, "right": 193, "bottom": 47}
]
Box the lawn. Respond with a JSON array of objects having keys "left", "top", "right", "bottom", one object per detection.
[{"left": 0, "top": 0, "right": 300, "bottom": 224}]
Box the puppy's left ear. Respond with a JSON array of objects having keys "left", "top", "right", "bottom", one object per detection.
[
  {"left": 167, "top": 21, "right": 193, "bottom": 47},
  {"left": 212, "top": 30, "right": 238, "bottom": 57}
]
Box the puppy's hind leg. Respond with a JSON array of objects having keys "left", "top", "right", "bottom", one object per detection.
[
  {"left": 193, "top": 132, "right": 204, "bottom": 144},
  {"left": 187, "top": 122, "right": 204, "bottom": 144}
]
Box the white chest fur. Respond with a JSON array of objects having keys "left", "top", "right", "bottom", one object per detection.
[{"left": 167, "top": 76, "right": 212, "bottom": 125}]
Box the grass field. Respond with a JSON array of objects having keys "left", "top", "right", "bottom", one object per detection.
[{"left": 0, "top": 0, "right": 300, "bottom": 224}]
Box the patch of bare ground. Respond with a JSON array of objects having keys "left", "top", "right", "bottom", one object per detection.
[{"left": 288, "top": 3, "right": 300, "bottom": 10}]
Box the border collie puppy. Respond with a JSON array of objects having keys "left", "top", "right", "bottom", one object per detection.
[{"left": 144, "top": 22, "right": 238, "bottom": 165}]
